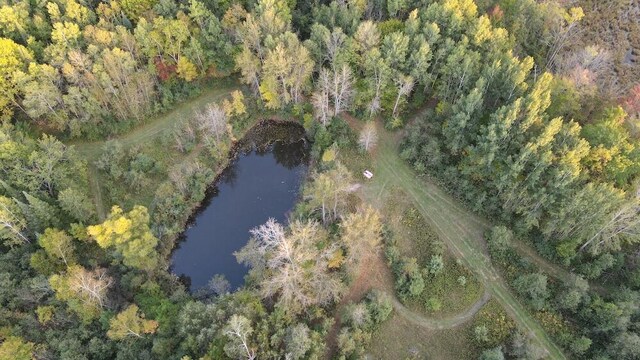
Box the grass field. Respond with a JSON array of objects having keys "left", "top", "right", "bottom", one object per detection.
[
  {"left": 367, "top": 313, "right": 480, "bottom": 359},
  {"left": 383, "top": 189, "right": 485, "bottom": 318},
  {"left": 355, "top": 120, "right": 567, "bottom": 359}
]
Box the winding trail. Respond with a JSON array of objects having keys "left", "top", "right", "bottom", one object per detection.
[
  {"left": 324, "top": 249, "right": 490, "bottom": 359},
  {"left": 359, "top": 123, "right": 567, "bottom": 359},
  {"left": 68, "top": 81, "right": 240, "bottom": 217},
  {"left": 390, "top": 290, "right": 491, "bottom": 330},
  {"left": 68, "top": 80, "right": 240, "bottom": 161},
  {"left": 86, "top": 165, "right": 106, "bottom": 220}
]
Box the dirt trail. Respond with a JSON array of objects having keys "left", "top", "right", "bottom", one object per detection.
[
  {"left": 390, "top": 290, "right": 491, "bottom": 330},
  {"left": 87, "top": 165, "right": 106, "bottom": 220},
  {"left": 68, "top": 80, "right": 240, "bottom": 161},
  {"left": 324, "top": 235, "right": 491, "bottom": 358},
  {"left": 364, "top": 123, "right": 566, "bottom": 359},
  {"left": 68, "top": 82, "right": 239, "bottom": 217}
]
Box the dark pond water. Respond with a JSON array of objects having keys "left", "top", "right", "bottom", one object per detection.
[{"left": 170, "top": 122, "right": 309, "bottom": 292}]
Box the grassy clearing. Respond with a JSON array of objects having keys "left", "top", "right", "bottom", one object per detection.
[
  {"left": 354, "top": 119, "right": 566, "bottom": 359},
  {"left": 66, "top": 80, "right": 244, "bottom": 217},
  {"left": 334, "top": 118, "right": 486, "bottom": 359},
  {"left": 94, "top": 137, "right": 205, "bottom": 213},
  {"left": 383, "top": 188, "right": 485, "bottom": 319},
  {"left": 366, "top": 313, "right": 479, "bottom": 359}
]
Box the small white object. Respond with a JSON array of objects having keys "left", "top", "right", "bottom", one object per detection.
[{"left": 363, "top": 170, "right": 373, "bottom": 179}]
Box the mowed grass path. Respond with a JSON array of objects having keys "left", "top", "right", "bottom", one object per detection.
[
  {"left": 68, "top": 79, "right": 241, "bottom": 161},
  {"left": 66, "top": 80, "right": 241, "bottom": 218},
  {"left": 363, "top": 125, "right": 567, "bottom": 360}
]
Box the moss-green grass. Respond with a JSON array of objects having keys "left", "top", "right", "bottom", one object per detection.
[
  {"left": 383, "top": 189, "right": 485, "bottom": 319},
  {"left": 366, "top": 312, "right": 480, "bottom": 359}
]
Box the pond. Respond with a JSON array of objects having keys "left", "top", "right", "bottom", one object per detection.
[{"left": 170, "top": 121, "right": 310, "bottom": 292}]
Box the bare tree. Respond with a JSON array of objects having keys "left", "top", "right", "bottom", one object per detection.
[
  {"left": 68, "top": 266, "right": 113, "bottom": 309},
  {"left": 236, "top": 219, "right": 344, "bottom": 313},
  {"left": 196, "top": 103, "right": 228, "bottom": 143},
  {"left": 358, "top": 122, "right": 378, "bottom": 152},
  {"left": 312, "top": 70, "right": 331, "bottom": 126},
  {"left": 331, "top": 64, "right": 354, "bottom": 116},
  {"left": 580, "top": 199, "right": 640, "bottom": 254},
  {"left": 555, "top": 45, "right": 612, "bottom": 94},
  {"left": 173, "top": 122, "right": 196, "bottom": 153},
  {"left": 207, "top": 274, "right": 231, "bottom": 296},
  {"left": 313, "top": 65, "right": 354, "bottom": 121},
  {"left": 0, "top": 197, "right": 29, "bottom": 245},
  {"left": 392, "top": 75, "right": 415, "bottom": 118},
  {"left": 546, "top": 6, "right": 585, "bottom": 69},
  {"left": 223, "top": 315, "right": 256, "bottom": 360}
]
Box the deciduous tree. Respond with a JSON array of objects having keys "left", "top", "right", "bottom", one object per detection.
[
  {"left": 236, "top": 219, "right": 344, "bottom": 313},
  {"left": 57, "top": 187, "right": 95, "bottom": 222},
  {"left": 304, "top": 162, "right": 354, "bottom": 224},
  {"left": 340, "top": 205, "right": 383, "bottom": 267},
  {"left": 38, "top": 228, "right": 76, "bottom": 266},
  {"left": 107, "top": 304, "right": 158, "bottom": 340},
  {"left": 195, "top": 103, "right": 227, "bottom": 144},
  {"left": 49, "top": 265, "right": 112, "bottom": 321},
  {"left": 512, "top": 273, "right": 548, "bottom": 310},
  {"left": 358, "top": 122, "right": 378, "bottom": 152},
  {"left": 0, "top": 38, "right": 33, "bottom": 121},
  {"left": 0, "top": 336, "right": 34, "bottom": 360},
  {"left": 87, "top": 206, "right": 159, "bottom": 272},
  {"left": 0, "top": 195, "right": 29, "bottom": 246},
  {"left": 392, "top": 75, "right": 414, "bottom": 119},
  {"left": 223, "top": 315, "right": 256, "bottom": 360}
]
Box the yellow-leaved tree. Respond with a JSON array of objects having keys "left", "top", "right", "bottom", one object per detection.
[
  {"left": 0, "top": 38, "right": 33, "bottom": 121},
  {"left": 87, "top": 206, "right": 159, "bottom": 272},
  {"left": 340, "top": 205, "right": 383, "bottom": 268},
  {"left": 0, "top": 335, "right": 34, "bottom": 360},
  {"left": 107, "top": 304, "right": 158, "bottom": 340},
  {"left": 177, "top": 57, "right": 198, "bottom": 82}
]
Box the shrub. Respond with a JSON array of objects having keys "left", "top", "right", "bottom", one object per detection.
[
  {"left": 486, "top": 226, "right": 513, "bottom": 263},
  {"left": 425, "top": 297, "right": 442, "bottom": 312},
  {"left": 512, "top": 273, "right": 549, "bottom": 311}
]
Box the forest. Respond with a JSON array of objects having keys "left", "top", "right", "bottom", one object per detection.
[{"left": 1, "top": 0, "right": 639, "bottom": 359}]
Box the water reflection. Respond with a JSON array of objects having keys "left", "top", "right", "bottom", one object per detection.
[{"left": 170, "top": 122, "right": 309, "bottom": 292}]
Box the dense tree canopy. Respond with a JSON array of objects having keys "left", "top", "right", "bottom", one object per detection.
[{"left": 1, "top": 0, "right": 639, "bottom": 359}]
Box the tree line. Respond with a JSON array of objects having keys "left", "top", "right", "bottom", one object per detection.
[{"left": 2, "top": 0, "right": 640, "bottom": 359}]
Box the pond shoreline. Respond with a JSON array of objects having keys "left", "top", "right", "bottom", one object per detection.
[
  {"left": 168, "top": 118, "right": 310, "bottom": 291},
  {"left": 214, "top": 119, "right": 308, "bottom": 188}
]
